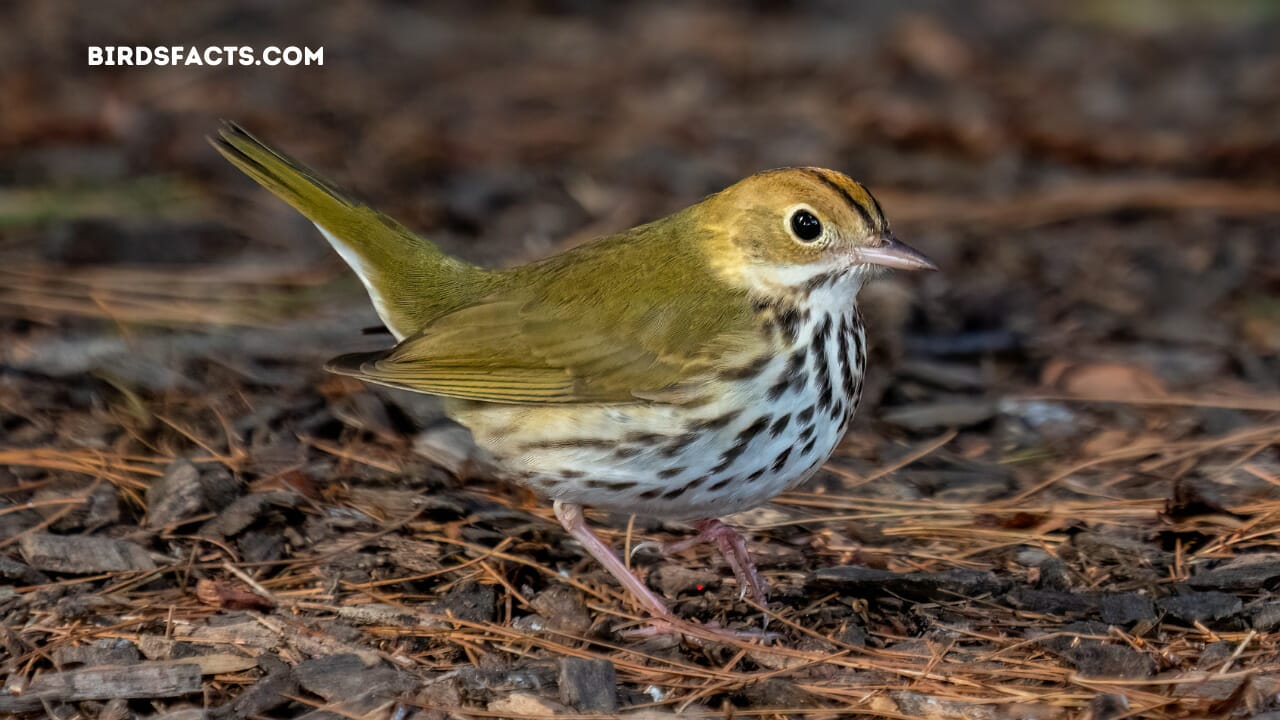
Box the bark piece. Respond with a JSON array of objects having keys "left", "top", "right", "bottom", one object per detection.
[
  {"left": 558, "top": 657, "right": 617, "bottom": 713},
  {"left": 0, "top": 662, "right": 201, "bottom": 712},
  {"left": 19, "top": 533, "right": 156, "bottom": 574}
]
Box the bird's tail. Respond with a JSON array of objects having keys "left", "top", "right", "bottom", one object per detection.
[{"left": 210, "top": 122, "right": 493, "bottom": 339}]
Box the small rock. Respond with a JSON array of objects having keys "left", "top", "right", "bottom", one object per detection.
[
  {"left": 199, "top": 491, "right": 299, "bottom": 539},
  {"left": 1086, "top": 693, "right": 1130, "bottom": 720},
  {"left": 557, "top": 657, "right": 617, "bottom": 713},
  {"left": 810, "top": 566, "right": 1007, "bottom": 600},
  {"left": 238, "top": 528, "right": 285, "bottom": 564},
  {"left": 209, "top": 655, "right": 296, "bottom": 720},
  {"left": 19, "top": 533, "right": 155, "bottom": 574},
  {"left": 413, "top": 420, "right": 482, "bottom": 477},
  {"left": 1157, "top": 592, "right": 1243, "bottom": 623},
  {"left": 0, "top": 501, "right": 40, "bottom": 539},
  {"left": 838, "top": 621, "right": 868, "bottom": 647},
  {"left": 890, "top": 690, "right": 1056, "bottom": 720},
  {"left": 32, "top": 484, "right": 120, "bottom": 531},
  {"left": 436, "top": 581, "right": 498, "bottom": 624},
  {"left": 295, "top": 654, "right": 413, "bottom": 703},
  {"left": 741, "top": 678, "right": 814, "bottom": 708},
  {"left": 0, "top": 557, "right": 50, "bottom": 585},
  {"left": 147, "top": 460, "right": 207, "bottom": 528},
  {"left": 1100, "top": 593, "right": 1157, "bottom": 625},
  {"left": 1038, "top": 623, "right": 1153, "bottom": 679},
  {"left": 648, "top": 563, "right": 720, "bottom": 598},
  {"left": 1036, "top": 557, "right": 1073, "bottom": 591},
  {"left": 1251, "top": 601, "right": 1280, "bottom": 631},
  {"left": 487, "top": 692, "right": 568, "bottom": 716},
  {"left": 1189, "top": 555, "right": 1280, "bottom": 591},
  {"left": 53, "top": 639, "right": 141, "bottom": 667},
  {"left": 1174, "top": 641, "right": 1246, "bottom": 702},
  {"left": 530, "top": 585, "right": 593, "bottom": 635}
]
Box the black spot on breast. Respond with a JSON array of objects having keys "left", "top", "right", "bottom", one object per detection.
[
  {"left": 692, "top": 410, "right": 741, "bottom": 432},
  {"left": 777, "top": 305, "right": 801, "bottom": 343},
  {"left": 803, "top": 271, "right": 837, "bottom": 294},
  {"left": 801, "top": 436, "right": 817, "bottom": 456},
  {"left": 817, "top": 382, "right": 833, "bottom": 412},
  {"left": 769, "top": 414, "right": 791, "bottom": 438},
  {"left": 559, "top": 469, "right": 585, "bottom": 479},
  {"left": 638, "top": 488, "right": 662, "bottom": 500},
  {"left": 712, "top": 440, "right": 752, "bottom": 474},
  {"left": 588, "top": 479, "right": 637, "bottom": 491},
  {"left": 736, "top": 415, "right": 771, "bottom": 444},
  {"left": 661, "top": 484, "right": 690, "bottom": 500},
  {"left": 838, "top": 319, "right": 856, "bottom": 399},
  {"left": 798, "top": 424, "right": 815, "bottom": 443},
  {"left": 658, "top": 466, "right": 685, "bottom": 479},
  {"left": 812, "top": 318, "right": 832, "bottom": 410},
  {"left": 797, "top": 406, "right": 815, "bottom": 424},
  {"left": 613, "top": 446, "right": 642, "bottom": 459},
  {"left": 662, "top": 432, "right": 699, "bottom": 457},
  {"left": 720, "top": 355, "right": 771, "bottom": 381},
  {"left": 767, "top": 376, "right": 791, "bottom": 401},
  {"left": 708, "top": 475, "right": 737, "bottom": 492},
  {"left": 746, "top": 467, "right": 766, "bottom": 482},
  {"left": 772, "top": 447, "right": 792, "bottom": 472},
  {"left": 830, "top": 399, "right": 844, "bottom": 420},
  {"left": 816, "top": 314, "right": 832, "bottom": 343}
]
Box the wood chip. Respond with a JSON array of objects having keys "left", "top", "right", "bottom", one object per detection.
[
  {"left": 0, "top": 662, "right": 201, "bottom": 712},
  {"left": 18, "top": 532, "right": 156, "bottom": 573}
]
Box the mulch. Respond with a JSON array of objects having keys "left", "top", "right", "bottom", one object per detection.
[{"left": 3, "top": 2, "right": 1280, "bottom": 718}]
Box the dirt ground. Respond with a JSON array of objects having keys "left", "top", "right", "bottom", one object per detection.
[{"left": 2, "top": 2, "right": 1280, "bottom": 718}]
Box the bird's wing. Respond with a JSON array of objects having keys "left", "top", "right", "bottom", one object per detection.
[{"left": 326, "top": 229, "right": 760, "bottom": 404}]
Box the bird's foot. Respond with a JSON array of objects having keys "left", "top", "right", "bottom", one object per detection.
[
  {"left": 553, "top": 502, "right": 774, "bottom": 644},
  {"left": 633, "top": 518, "right": 769, "bottom": 606}
]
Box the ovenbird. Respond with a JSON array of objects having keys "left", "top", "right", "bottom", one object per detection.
[{"left": 212, "top": 123, "right": 934, "bottom": 634}]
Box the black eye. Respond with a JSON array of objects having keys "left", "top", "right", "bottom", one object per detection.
[{"left": 790, "top": 209, "right": 822, "bottom": 241}]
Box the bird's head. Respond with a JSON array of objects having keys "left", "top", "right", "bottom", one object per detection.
[{"left": 698, "top": 167, "right": 936, "bottom": 295}]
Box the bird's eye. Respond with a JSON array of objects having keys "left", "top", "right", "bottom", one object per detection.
[{"left": 789, "top": 209, "right": 823, "bottom": 242}]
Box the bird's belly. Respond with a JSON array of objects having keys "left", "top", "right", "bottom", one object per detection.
[{"left": 451, "top": 307, "right": 867, "bottom": 521}]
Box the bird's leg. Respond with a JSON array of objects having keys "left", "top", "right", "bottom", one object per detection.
[
  {"left": 552, "top": 500, "right": 676, "bottom": 621},
  {"left": 553, "top": 502, "right": 775, "bottom": 643},
  {"left": 644, "top": 518, "right": 768, "bottom": 606}
]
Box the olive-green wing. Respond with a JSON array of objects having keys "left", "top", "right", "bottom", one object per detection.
[{"left": 326, "top": 222, "right": 760, "bottom": 404}]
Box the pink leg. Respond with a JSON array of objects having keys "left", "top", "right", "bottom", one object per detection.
[
  {"left": 553, "top": 502, "right": 774, "bottom": 643},
  {"left": 553, "top": 501, "right": 676, "bottom": 621},
  {"left": 649, "top": 518, "right": 769, "bottom": 607}
]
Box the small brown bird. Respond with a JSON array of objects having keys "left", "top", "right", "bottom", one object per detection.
[{"left": 213, "top": 123, "right": 935, "bottom": 636}]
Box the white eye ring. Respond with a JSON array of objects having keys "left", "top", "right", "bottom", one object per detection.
[{"left": 784, "top": 204, "right": 825, "bottom": 244}]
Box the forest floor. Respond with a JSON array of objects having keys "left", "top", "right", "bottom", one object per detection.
[{"left": 2, "top": 2, "right": 1280, "bottom": 718}]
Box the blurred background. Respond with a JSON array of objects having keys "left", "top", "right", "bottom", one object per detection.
[
  {"left": 3, "top": 2, "right": 1280, "bottom": 717},
  {"left": 2, "top": 1, "right": 1277, "bottom": 403}
]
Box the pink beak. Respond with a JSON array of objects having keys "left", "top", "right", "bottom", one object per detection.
[{"left": 856, "top": 234, "right": 938, "bottom": 271}]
